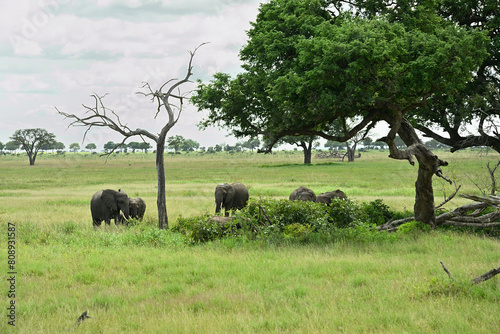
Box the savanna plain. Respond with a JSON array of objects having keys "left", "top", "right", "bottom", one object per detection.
[{"left": 1, "top": 150, "right": 499, "bottom": 333}]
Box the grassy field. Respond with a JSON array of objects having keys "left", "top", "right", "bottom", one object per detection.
[{"left": 1, "top": 150, "right": 499, "bottom": 333}]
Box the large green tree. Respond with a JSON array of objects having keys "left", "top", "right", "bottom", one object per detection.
[
  {"left": 192, "top": 0, "right": 489, "bottom": 227},
  {"left": 327, "top": 0, "right": 500, "bottom": 152},
  {"left": 167, "top": 135, "right": 185, "bottom": 153},
  {"left": 10, "top": 128, "right": 57, "bottom": 165},
  {"left": 5, "top": 141, "right": 20, "bottom": 153}
]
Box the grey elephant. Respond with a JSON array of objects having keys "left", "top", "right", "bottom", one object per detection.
[
  {"left": 90, "top": 189, "right": 130, "bottom": 227},
  {"left": 289, "top": 186, "right": 316, "bottom": 202},
  {"left": 129, "top": 197, "right": 146, "bottom": 220},
  {"left": 215, "top": 182, "right": 249, "bottom": 217},
  {"left": 316, "top": 189, "right": 347, "bottom": 205}
]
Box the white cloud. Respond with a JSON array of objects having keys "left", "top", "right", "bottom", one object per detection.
[
  {"left": 0, "top": 0, "right": 263, "bottom": 147},
  {"left": 0, "top": 74, "right": 51, "bottom": 92}
]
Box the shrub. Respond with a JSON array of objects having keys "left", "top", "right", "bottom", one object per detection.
[
  {"left": 324, "top": 198, "right": 365, "bottom": 228},
  {"left": 397, "top": 221, "right": 430, "bottom": 235},
  {"left": 283, "top": 223, "right": 312, "bottom": 239},
  {"left": 361, "top": 199, "right": 394, "bottom": 225},
  {"left": 239, "top": 198, "right": 330, "bottom": 234},
  {"left": 174, "top": 215, "right": 240, "bottom": 244},
  {"left": 173, "top": 198, "right": 407, "bottom": 243}
]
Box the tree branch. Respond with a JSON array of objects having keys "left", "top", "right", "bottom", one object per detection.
[{"left": 472, "top": 266, "right": 500, "bottom": 284}]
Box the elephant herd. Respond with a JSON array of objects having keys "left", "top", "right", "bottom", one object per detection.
[
  {"left": 90, "top": 184, "right": 346, "bottom": 226},
  {"left": 213, "top": 183, "right": 347, "bottom": 217},
  {"left": 289, "top": 186, "right": 347, "bottom": 204},
  {"left": 90, "top": 189, "right": 146, "bottom": 227}
]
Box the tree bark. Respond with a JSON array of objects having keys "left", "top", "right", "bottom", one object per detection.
[
  {"left": 381, "top": 119, "right": 451, "bottom": 228},
  {"left": 413, "top": 148, "right": 442, "bottom": 228},
  {"left": 156, "top": 137, "right": 168, "bottom": 229},
  {"left": 302, "top": 141, "right": 312, "bottom": 164},
  {"left": 346, "top": 144, "right": 356, "bottom": 162},
  {"left": 472, "top": 266, "right": 500, "bottom": 284}
]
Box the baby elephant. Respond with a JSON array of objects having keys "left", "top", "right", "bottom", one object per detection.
[
  {"left": 316, "top": 189, "right": 347, "bottom": 205},
  {"left": 215, "top": 182, "right": 249, "bottom": 217},
  {"left": 129, "top": 197, "right": 146, "bottom": 220},
  {"left": 289, "top": 186, "right": 316, "bottom": 202}
]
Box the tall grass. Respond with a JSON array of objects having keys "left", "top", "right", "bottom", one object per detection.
[{"left": 0, "top": 150, "right": 498, "bottom": 333}]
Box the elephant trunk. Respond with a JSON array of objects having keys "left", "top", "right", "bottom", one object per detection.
[
  {"left": 215, "top": 200, "right": 222, "bottom": 214},
  {"left": 215, "top": 193, "right": 223, "bottom": 214}
]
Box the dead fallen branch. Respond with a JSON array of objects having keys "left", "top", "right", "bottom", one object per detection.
[
  {"left": 440, "top": 261, "right": 454, "bottom": 280},
  {"left": 439, "top": 262, "right": 500, "bottom": 284},
  {"left": 471, "top": 266, "right": 500, "bottom": 284}
]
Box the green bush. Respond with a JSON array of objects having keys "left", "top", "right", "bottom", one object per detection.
[
  {"left": 174, "top": 215, "right": 240, "bottom": 244},
  {"left": 240, "top": 198, "right": 330, "bottom": 233},
  {"left": 397, "top": 221, "right": 430, "bottom": 235},
  {"left": 173, "top": 198, "right": 407, "bottom": 243},
  {"left": 283, "top": 223, "right": 312, "bottom": 239},
  {"left": 325, "top": 198, "right": 365, "bottom": 228},
  {"left": 361, "top": 199, "right": 394, "bottom": 225}
]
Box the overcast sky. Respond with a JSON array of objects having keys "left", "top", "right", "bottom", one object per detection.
[{"left": 0, "top": 0, "right": 266, "bottom": 149}]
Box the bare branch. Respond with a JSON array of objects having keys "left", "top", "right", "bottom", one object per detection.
[
  {"left": 56, "top": 94, "right": 159, "bottom": 143},
  {"left": 435, "top": 184, "right": 462, "bottom": 210},
  {"left": 440, "top": 261, "right": 454, "bottom": 280},
  {"left": 487, "top": 161, "right": 500, "bottom": 195},
  {"left": 377, "top": 216, "right": 415, "bottom": 231},
  {"left": 472, "top": 266, "right": 500, "bottom": 284},
  {"left": 460, "top": 194, "right": 500, "bottom": 207}
]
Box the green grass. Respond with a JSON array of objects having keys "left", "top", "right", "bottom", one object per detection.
[{"left": 0, "top": 150, "right": 499, "bottom": 333}]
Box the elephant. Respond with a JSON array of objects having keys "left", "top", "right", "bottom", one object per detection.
[
  {"left": 215, "top": 182, "right": 249, "bottom": 217},
  {"left": 128, "top": 197, "right": 146, "bottom": 220},
  {"left": 316, "top": 189, "right": 347, "bottom": 205},
  {"left": 90, "top": 189, "right": 130, "bottom": 227},
  {"left": 289, "top": 186, "right": 316, "bottom": 202}
]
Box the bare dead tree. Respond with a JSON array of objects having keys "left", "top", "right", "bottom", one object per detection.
[{"left": 58, "top": 44, "right": 206, "bottom": 229}]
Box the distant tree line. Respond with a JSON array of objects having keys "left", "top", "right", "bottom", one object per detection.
[{"left": 2, "top": 128, "right": 452, "bottom": 167}]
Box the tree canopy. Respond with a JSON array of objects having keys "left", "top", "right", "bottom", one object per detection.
[
  {"left": 10, "top": 128, "right": 57, "bottom": 165},
  {"left": 5, "top": 141, "right": 20, "bottom": 152},
  {"left": 191, "top": 0, "right": 490, "bottom": 227},
  {"left": 69, "top": 143, "right": 80, "bottom": 152},
  {"left": 326, "top": 0, "right": 500, "bottom": 152},
  {"left": 193, "top": 0, "right": 488, "bottom": 146}
]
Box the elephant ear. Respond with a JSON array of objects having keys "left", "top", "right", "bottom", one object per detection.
[
  {"left": 101, "top": 190, "right": 118, "bottom": 211},
  {"left": 225, "top": 185, "right": 236, "bottom": 206}
]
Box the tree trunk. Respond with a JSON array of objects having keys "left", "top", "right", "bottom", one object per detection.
[
  {"left": 346, "top": 144, "right": 356, "bottom": 162},
  {"left": 298, "top": 140, "right": 313, "bottom": 164},
  {"left": 414, "top": 162, "right": 437, "bottom": 227},
  {"left": 381, "top": 119, "right": 450, "bottom": 228},
  {"left": 156, "top": 137, "right": 168, "bottom": 229},
  {"left": 303, "top": 145, "right": 312, "bottom": 164},
  {"left": 28, "top": 152, "right": 36, "bottom": 165}
]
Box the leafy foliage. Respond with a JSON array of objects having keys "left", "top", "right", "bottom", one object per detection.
[
  {"left": 361, "top": 199, "right": 395, "bottom": 225},
  {"left": 10, "top": 128, "right": 57, "bottom": 165},
  {"left": 173, "top": 197, "right": 411, "bottom": 243},
  {"left": 173, "top": 215, "right": 240, "bottom": 244},
  {"left": 193, "top": 0, "right": 488, "bottom": 147}
]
